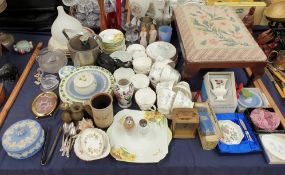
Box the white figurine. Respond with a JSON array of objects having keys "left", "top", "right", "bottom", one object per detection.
[
  {"left": 149, "top": 24, "right": 157, "bottom": 44},
  {"left": 140, "top": 25, "right": 148, "bottom": 48}
]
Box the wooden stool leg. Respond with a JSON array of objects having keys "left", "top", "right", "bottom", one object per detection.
[
  {"left": 246, "top": 66, "right": 265, "bottom": 86},
  {"left": 182, "top": 62, "right": 200, "bottom": 80}
]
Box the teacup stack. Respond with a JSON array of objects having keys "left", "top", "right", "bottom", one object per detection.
[
  {"left": 156, "top": 81, "right": 194, "bottom": 118},
  {"left": 74, "top": 128, "right": 110, "bottom": 161},
  {"left": 99, "top": 29, "right": 126, "bottom": 54}
]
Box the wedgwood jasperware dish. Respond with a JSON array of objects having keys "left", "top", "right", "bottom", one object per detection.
[
  {"left": 58, "top": 66, "right": 76, "bottom": 79},
  {"left": 73, "top": 72, "right": 97, "bottom": 95},
  {"left": 2, "top": 119, "right": 44, "bottom": 159},
  {"left": 218, "top": 120, "right": 244, "bottom": 145},
  {"left": 238, "top": 90, "right": 263, "bottom": 108},
  {"left": 59, "top": 66, "right": 115, "bottom": 103},
  {"left": 107, "top": 109, "right": 172, "bottom": 163}
]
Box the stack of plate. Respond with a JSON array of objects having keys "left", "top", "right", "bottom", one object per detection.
[
  {"left": 99, "top": 29, "right": 126, "bottom": 54},
  {"left": 146, "top": 41, "right": 178, "bottom": 67},
  {"left": 2, "top": 119, "right": 45, "bottom": 159},
  {"left": 74, "top": 128, "right": 110, "bottom": 161}
]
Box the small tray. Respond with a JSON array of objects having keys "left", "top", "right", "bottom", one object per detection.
[
  {"left": 244, "top": 108, "right": 285, "bottom": 134},
  {"left": 32, "top": 91, "right": 58, "bottom": 119}
]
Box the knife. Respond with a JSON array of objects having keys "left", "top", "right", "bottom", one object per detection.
[
  {"left": 265, "top": 68, "right": 285, "bottom": 98},
  {"left": 239, "top": 119, "right": 253, "bottom": 142}
]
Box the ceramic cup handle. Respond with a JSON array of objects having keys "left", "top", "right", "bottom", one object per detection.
[
  {"left": 149, "top": 105, "right": 156, "bottom": 111},
  {"left": 83, "top": 101, "right": 93, "bottom": 117}
]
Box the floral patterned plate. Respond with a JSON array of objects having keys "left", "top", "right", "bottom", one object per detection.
[
  {"left": 261, "top": 134, "right": 285, "bottom": 160},
  {"left": 59, "top": 66, "right": 115, "bottom": 103},
  {"left": 218, "top": 120, "right": 244, "bottom": 145},
  {"left": 107, "top": 109, "right": 172, "bottom": 163},
  {"left": 146, "top": 41, "right": 177, "bottom": 62}
]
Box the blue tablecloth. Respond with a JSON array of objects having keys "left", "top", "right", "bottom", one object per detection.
[{"left": 0, "top": 33, "right": 285, "bottom": 175}]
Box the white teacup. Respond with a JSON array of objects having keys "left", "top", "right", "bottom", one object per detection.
[
  {"left": 135, "top": 87, "right": 156, "bottom": 111},
  {"left": 149, "top": 62, "right": 167, "bottom": 86},
  {"left": 131, "top": 74, "right": 150, "bottom": 91},
  {"left": 160, "top": 65, "right": 181, "bottom": 84},
  {"left": 113, "top": 68, "right": 135, "bottom": 81},
  {"left": 133, "top": 57, "right": 152, "bottom": 74},
  {"left": 173, "top": 81, "right": 192, "bottom": 99},
  {"left": 156, "top": 81, "right": 175, "bottom": 93},
  {"left": 157, "top": 89, "right": 176, "bottom": 115},
  {"left": 133, "top": 51, "right": 148, "bottom": 60},
  {"left": 171, "top": 91, "right": 194, "bottom": 110}
]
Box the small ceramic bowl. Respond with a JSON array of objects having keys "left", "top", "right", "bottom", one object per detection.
[
  {"left": 73, "top": 72, "right": 97, "bottom": 95},
  {"left": 126, "top": 44, "right": 146, "bottom": 56},
  {"left": 130, "top": 74, "right": 150, "bottom": 90},
  {"left": 113, "top": 68, "right": 135, "bottom": 81},
  {"left": 58, "top": 66, "right": 76, "bottom": 79},
  {"left": 132, "top": 57, "right": 152, "bottom": 74}
]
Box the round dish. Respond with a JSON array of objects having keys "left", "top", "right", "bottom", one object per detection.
[
  {"left": 146, "top": 41, "right": 176, "bottom": 62},
  {"left": 74, "top": 129, "right": 110, "bottom": 161},
  {"left": 59, "top": 66, "right": 115, "bottom": 103},
  {"left": 74, "top": 72, "right": 97, "bottom": 95},
  {"left": 80, "top": 128, "right": 104, "bottom": 157},
  {"left": 32, "top": 91, "right": 58, "bottom": 118},
  {"left": 238, "top": 90, "right": 263, "bottom": 108},
  {"left": 218, "top": 120, "right": 244, "bottom": 145},
  {"left": 261, "top": 134, "right": 285, "bottom": 160},
  {"left": 99, "top": 29, "right": 124, "bottom": 44},
  {"left": 250, "top": 108, "right": 280, "bottom": 131},
  {"left": 58, "top": 66, "right": 76, "bottom": 80},
  {"left": 2, "top": 119, "right": 44, "bottom": 159},
  {"left": 110, "top": 51, "right": 132, "bottom": 62}
]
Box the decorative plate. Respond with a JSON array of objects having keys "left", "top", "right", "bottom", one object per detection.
[
  {"left": 99, "top": 29, "right": 124, "bottom": 44},
  {"left": 261, "top": 134, "right": 285, "bottom": 160},
  {"left": 58, "top": 66, "right": 76, "bottom": 79},
  {"left": 146, "top": 41, "right": 176, "bottom": 61},
  {"left": 74, "top": 129, "right": 110, "bottom": 161},
  {"left": 107, "top": 109, "right": 172, "bottom": 163},
  {"left": 218, "top": 120, "right": 244, "bottom": 145},
  {"left": 80, "top": 128, "right": 104, "bottom": 157},
  {"left": 250, "top": 108, "right": 280, "bottom": 132},
  {"left": 2, "top": 119, "right": 43, "bottom": 154},
  {"left": 238, "top": 90, "right": 263, "bottom": 108},
  {"left": 32, "top": 91, "right": 58, "bottom": 119},
  {"left": 59, "top": 66, "right": 115, "bottom": 103}
]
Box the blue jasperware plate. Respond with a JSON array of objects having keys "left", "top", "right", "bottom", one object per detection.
[
  {"left": 2, "top": 119, "right": 43, "bottom": 158},
  {"left": 59, "top": 66, "right": 115, "bottom": 103},
  {"left": 238, "top": 90, "right": 263, "bottom": 108}
]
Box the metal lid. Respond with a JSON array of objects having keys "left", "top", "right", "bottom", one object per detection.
[
  {"left": 69, "top": 34, "right": 98, "bottom": 51},
  {"left": 2, "top": 119, "right": 42, "bottom": 153}
]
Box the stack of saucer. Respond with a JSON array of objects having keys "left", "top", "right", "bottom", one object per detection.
[
  {"left": 99, "top": 29, "right": 126, "bottom": 54},
  {"left": 74, "top": 128, "right": 110, "bottom": 161}
]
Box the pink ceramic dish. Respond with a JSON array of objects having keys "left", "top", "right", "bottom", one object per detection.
[{"left": 250, "top": 108, "right": 280, "bottom": 131}]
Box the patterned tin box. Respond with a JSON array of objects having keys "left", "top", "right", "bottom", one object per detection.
[
  {"left": 2, "top": 119, "right": 44, "bottom": 159},
  {"left": 201, "top": 72, "right": 238, "bottom": 114},
  {"left": 195, "top": 102, "right": 221, "bottom": 150}
]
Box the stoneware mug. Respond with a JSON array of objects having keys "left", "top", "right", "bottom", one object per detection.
[{"left": 84, "top": 92, "right": 113, "bottom": 128}]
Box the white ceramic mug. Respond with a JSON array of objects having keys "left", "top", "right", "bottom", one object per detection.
[
  {"left": 135, "top": 87, "right": 157, "bottom": 111},
  {"left": 157, "top": 89, "right": 175, "bottom": 115},
  {"left": 132, "top": 57, "right": 152, "bottom": 74},
  {"left": 156, "top": 81, "right": 175, "bottom": 93},
  {"left": 171, "top": 91, "right": 194, "bottom": 110},
  {"left": 160, "top": 65, "right": 181, "bottom": 84},
  {"left": 131, "top": 74, "right": 150, "bottom": 91},
  {"left": 173, "top": 81, "right": 192, "bottom": 99}
]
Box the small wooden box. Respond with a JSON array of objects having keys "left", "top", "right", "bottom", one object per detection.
[{"left": 171, "top": 108, "right": 199, "bottom": 139}]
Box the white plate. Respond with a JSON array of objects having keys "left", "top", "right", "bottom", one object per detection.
[
  {"left": 110, "top": 51, "right": 132, "bottom": 62},
  {"left": 99, "top": 29, "right": 124, "bottom": 44},
  {"left": 262, "top": 135, "right": 285, "bottom": 160},
  {"left": 146, "top": 41, "right": 176, "bottom": 61},
  {"left": 218, "top": 120, "right": 244, "bottom": 145},
  {"left": 107, "top": 109, "right": 172, "bottom": 163},
  {"left": 74, "top": 129, "right": 110, "bottom": 161},
  {"left": 80, "top": 128, "right": 104, "bottom": 157}
]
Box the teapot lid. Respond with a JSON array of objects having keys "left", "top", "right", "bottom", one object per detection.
[{"left": 69, "top": 34, "right": 98, "bottom": 51}]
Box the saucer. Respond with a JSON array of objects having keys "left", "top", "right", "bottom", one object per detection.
[{"left": 238, "top": 90, "right": 263, "bottom": 108}]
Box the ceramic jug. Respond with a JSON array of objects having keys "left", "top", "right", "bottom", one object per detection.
[
  {"left": 51, "top": 6, "right": 83, "bottom": 46},
  {"left": 114, "top": 78, "right": 135, "bottom": 108}
]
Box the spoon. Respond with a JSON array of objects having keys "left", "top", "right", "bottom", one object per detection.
[
  {"left": 66, "top": 127, "right": 77, "bottom": 158},
  {"left": 60, "top": 122, "right": 70, "bottom": 152}
]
